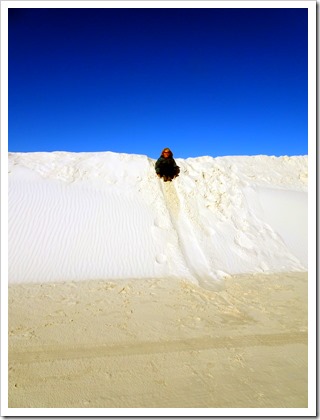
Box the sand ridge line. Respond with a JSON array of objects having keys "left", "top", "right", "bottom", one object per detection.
[{"left": 9, "top": 331, "right": 307, "bottom": 364}]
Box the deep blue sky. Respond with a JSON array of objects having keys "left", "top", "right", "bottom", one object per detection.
[{"left": 8, "top": 7, "right": 308, "bottom": 159}]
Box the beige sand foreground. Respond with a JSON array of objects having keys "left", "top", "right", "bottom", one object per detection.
[{"left": 8, "top": 272, "right": 307, "bottom": 409}]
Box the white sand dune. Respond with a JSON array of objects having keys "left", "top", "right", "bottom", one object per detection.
[
  {"left": 7, "top": 152, "right": 309, "bottom": 412},
  {"left": 8, "top": 152, "right": 307, "bottom": 287}
]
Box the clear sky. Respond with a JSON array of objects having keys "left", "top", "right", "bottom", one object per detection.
[{"left": 8, "top": 6, "right": 308, "bottom": 159}]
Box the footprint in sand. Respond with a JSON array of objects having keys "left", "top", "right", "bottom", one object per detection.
[
  {"left": 153, "top": 216, "right": 168, "bottom": 229},
  {"left": 155, "top": 254, "right": 167, "bottom": 264}
]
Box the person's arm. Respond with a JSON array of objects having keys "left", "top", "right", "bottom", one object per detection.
[{"left": 155, "top": 158, "right": 162, "bottom": 174}]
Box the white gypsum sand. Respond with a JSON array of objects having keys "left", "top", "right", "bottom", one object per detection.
[
  {"left": 8, "top": 152, "right": 307, "bottom": 286},
  {"left": 7, "top": 152, "right": 308, "bottom": 410}
]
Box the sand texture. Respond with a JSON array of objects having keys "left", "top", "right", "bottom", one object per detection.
[
  {"left": 7, "top": 152, "right": 310, "bottom": 413},
  {"left": 8, "top": 271, "right": 307, "bottom": 409}
]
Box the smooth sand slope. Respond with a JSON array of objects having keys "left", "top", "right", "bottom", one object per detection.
[{"left": 9, "top": 153, "right": 307, "bottom": 286}]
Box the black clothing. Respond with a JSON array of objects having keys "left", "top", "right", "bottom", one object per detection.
[{"left": 155, "top": 156, "right": 180, "bottom": 180}]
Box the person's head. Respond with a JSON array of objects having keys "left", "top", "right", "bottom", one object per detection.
[{"left": 161, "top": 148, "right": 173, "bottom": 158}]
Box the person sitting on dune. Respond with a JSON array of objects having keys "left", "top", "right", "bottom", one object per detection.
[{"left": 155, "top": 148, "right": 180, "bottom": 182}]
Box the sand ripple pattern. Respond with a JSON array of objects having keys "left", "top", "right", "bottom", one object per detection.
[{"left": 9, "top": 167, "right": 161, "bottom": 283}]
